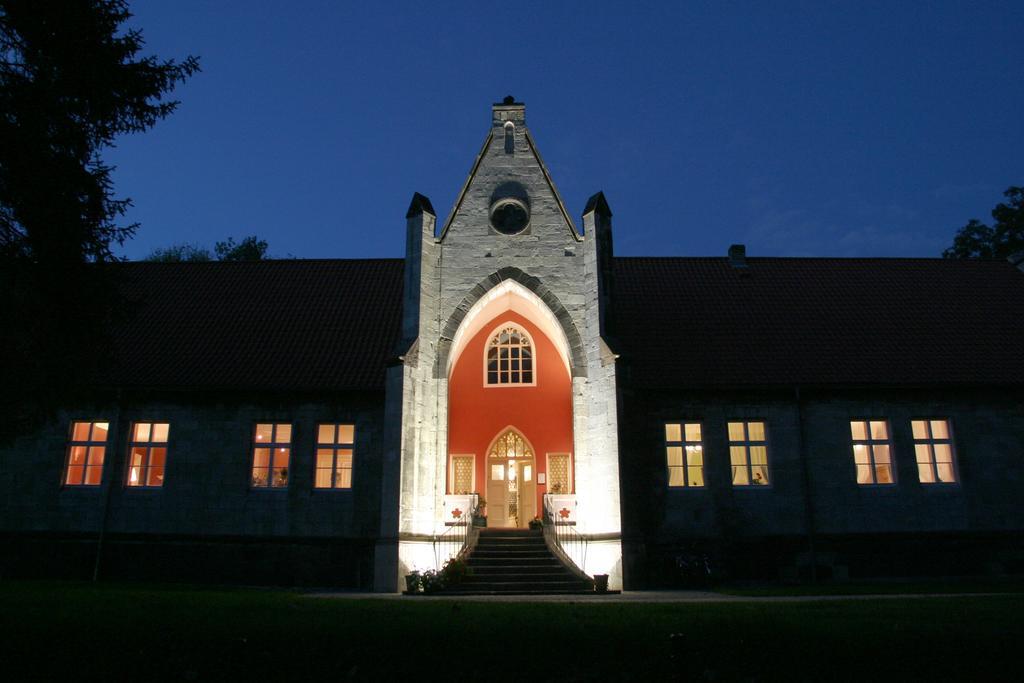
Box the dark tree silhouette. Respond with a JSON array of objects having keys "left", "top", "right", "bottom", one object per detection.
[
  {"left": 145, "top": 243, "right": 213, "bottom": 262},
  {"left": 214, "top": 235, "right": 269, "bottom": 261},
  {"left": 1, "top": 0, "right": 199, "bottom": 262},
  {"left": 0, "top": 1, "right": 198, "bottom": 439},
  {"left": 943, "top": 186, "right": 1024, "bottom": 260},
  {"left": 144, "top": 235, "right": 270, "bottom": 262}
]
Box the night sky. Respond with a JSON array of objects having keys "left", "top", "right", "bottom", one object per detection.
[{"left": 109, "top": 1, "right": 1023, "bottom": 260}]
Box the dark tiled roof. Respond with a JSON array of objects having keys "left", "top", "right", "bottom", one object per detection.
[
  {"left": 103, "top": 256, "right": 1024, "bottom": 393},
  {"left": 107, "top": 259, "right": 404, "bottom": 392},
  {"left": 612, "top": 257, "right": 1024, "bottom": 388}
]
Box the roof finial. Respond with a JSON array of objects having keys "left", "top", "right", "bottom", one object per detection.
[{"left": 503, "top": 95, "right": 515, "bottom": 105}]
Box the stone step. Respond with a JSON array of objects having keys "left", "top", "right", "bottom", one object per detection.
[
  {"left": 445, "top": 581, "right": 591, "bottom": 592},
  {"left": 461, "top": 573, "right": 574, "bottom": 582},
  {"left": 466, "top": 558, "right": 562, "bottom": 567},
  {"left": 469, "top": 565, "right": 573, "bottom": 575},
  {"left": 438, "top": 589, "right": 596, "bottom": 596},
  {"left": 475, "top": 539, "right": 548, "bottom": 546},
  {"left": 477, "top": 530, "right": 544, "bottom": 538},
  {"left": 428, "top": 527, "right": 593, "bottom": 597},
  {"left": 468, "top": 550, "right": 557, "bottom": 558},
  {"left": 471, "top": 550, "right": 553, "bottom": 558}
]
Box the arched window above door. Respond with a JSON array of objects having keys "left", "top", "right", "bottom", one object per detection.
[
  {"left": 485, "top": 324, "right": 534, "bottom": 385},
  {"left": 489, "top": 429, "right": 534, "bottom": 459}
]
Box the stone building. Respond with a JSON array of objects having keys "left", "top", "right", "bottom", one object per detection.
[{"left": 3, "top": 99, "right": 1023, "bottom": 591}]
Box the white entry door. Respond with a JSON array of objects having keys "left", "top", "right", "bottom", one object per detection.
[{"left": 486, "top": 429, "right": 536, "bottom": 527}]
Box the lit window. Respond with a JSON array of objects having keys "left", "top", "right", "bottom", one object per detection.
[
  {"left": 127, "top": 422, "right": 170, "bottom": 487},
  {"left": 547, "top": 453, "right": 572, "bottom": 494},
  {"left": 728, "top": 421, "right": 769, "bottom": 486},
  {"left": 912, "top": 419, "right": 957, "bottom": 484},
  {"left": 664, "top": 423, "right": 705, "bottom": 487},
  {"left": 315, "top": 424, "right": 354, "bottom": 489},
  {"left": 849, "top": 420, "right": 894, "bottom": 485},
  {"left": 252, "top": 423, "right": 291, "bottom": 488},
  {"left": 450, "top": 454, "right": 474, "bottom": 495},
  {"left": 65, "top": 421, "right": 109, "bottom": 486},
  {"left": 486, "top": 325, "right": 534, "bottom": 385}
]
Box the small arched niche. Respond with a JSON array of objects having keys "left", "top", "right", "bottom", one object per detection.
[{"left": 503, "top": 121, "right": 515, "bottom": 154}]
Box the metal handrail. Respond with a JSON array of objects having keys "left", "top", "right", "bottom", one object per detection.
[
  {"left": 433, "top": 493, "right": 479, "bottom": 569},
  {"left": 542, "top": 494, "right": 589, "bottom": 578}
]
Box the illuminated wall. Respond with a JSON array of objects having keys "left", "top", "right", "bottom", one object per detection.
[
  {"left": 448, "top": 311, "right": 573, "bottom": 516},
  {"left": 379, "top": 99, "right": 623, "bottom": 590}
]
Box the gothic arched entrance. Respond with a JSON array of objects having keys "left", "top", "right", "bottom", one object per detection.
[{"left": 445, "top": 282, "right": 575, "bottom": 529}]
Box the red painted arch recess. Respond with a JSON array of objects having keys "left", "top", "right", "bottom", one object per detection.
[{"left": 447, "top": 310, "right": 573, "bottom": 519}]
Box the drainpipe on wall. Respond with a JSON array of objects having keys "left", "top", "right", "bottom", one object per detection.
[
  {"left": 92, "top": 388, "right": 122, "bottom": 582},
  {"left": 794, "top": 385, "right": 818, "bottom": 582}
]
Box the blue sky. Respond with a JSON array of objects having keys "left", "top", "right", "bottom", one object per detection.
[{"left": 109, "top": 0, "right": 1024, "bottom": 259}]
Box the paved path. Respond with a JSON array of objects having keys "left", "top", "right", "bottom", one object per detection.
[{"left": 306, "top": 590, "right": 1021, "bottom": 603}]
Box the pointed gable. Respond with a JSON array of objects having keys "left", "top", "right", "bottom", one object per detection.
[{"left": 439, "top": 98, "right": 580, "bottom": 243}]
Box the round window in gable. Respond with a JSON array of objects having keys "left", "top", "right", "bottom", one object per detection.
[{"left": 489, "top": 198, "right": 530, "bottom": 235}]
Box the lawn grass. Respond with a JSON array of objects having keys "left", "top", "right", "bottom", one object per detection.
[
  {"left": 1, "top": 581, "right": 1021, "bottom": 681},
  {"left": 715, "top": 576, "right": 1024, "bottom": 597}
]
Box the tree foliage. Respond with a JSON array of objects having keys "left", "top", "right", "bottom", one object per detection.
[
  {"left": 144, "top": 235, "right": 270, "bottom": 262},
  {"left": 214, "top": 235, "right": 269, "bottom": 261},
  {"left": 0, "top": 1, "right": 197, "bottom": 439},
  {"left": 943, "top": 186, "right": 1024, "bottom": 260},
  {"left": 1, "top": 0, "right": 199, "bottom": 263},
  {"left": 145, "top": 243, "right": 212, "bottom": 262}
]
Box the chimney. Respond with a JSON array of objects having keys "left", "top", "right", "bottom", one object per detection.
[
  {"left": 1010, "top": 250, "right": 1024, "bottom": 272},
  {"left": 728, "top": 244, "right": 748, "bottom": 269},
  {"left": 492, "top": 95, "right": 525, "bottom": 127}
]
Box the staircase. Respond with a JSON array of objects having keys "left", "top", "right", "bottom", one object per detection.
[{"left": 442, "top": 528, "right": 593, "bottom": 595}]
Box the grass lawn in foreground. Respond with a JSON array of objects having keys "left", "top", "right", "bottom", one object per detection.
[
  {"left": 0, "top": 581, "right": 1021, "bottom": 681},
  {"left": 715, "top": 576, "right": 1024, "bottom": 597}
]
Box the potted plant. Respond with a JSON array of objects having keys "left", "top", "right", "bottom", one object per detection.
[
  {"left": 594, "top": 574, "right": 609, "bottom": 594},
  {"left": 528, "top": 516, "right": 544, "bottom": 530},
  {"left": 420, "top": 569, "right": 446, "bottom": 594},
  {"left": 472, "top": 494, "right": 487, "bottom": 527},
  {"left": 441, "top": 557, "right": 470, "bottom": 586},
  {"left": 273, "top": 467, "right": 288, "bottom": 487},
  {"left": 404, "top": 570, "right": 422, "bottom": 594}
]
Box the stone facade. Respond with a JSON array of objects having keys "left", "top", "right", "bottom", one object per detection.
[
  {"left": 619, "top": 386, "right": 1024, "bottom": 586},
  {"left": 2, "top": 391, "right": 387, "bottom": 586},
  {"left": 379, "top": 100, "right": 623, "bottom": 590},
  {"left": 2, "top": 100, "right": 1022, "bottom": 591}
]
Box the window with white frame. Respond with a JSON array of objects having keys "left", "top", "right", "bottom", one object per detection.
[
  {"left": 251, "top": 423, "right": 291, "bottom": 488},
  {"left": 850, "top": 420, "right": 894, "bottom": 485},
  {"left": 664, "top": 422, "right": 705, "bottom": 487},
  {"left": 485, "top": 325, "right": 534, "bottom": 385},
  {"left": 728, "top": 421, "right": 769, "bottom": 486},
  {"left": 127, "top": 422, "right": 169, "bottom": 487},
  {"left": 912, "top": 419, "right": 957, "bottom": 484},
  {"left": 315, "top": 424, "right": 354, "bottom": 489},
  {"left": 65, "top": 421, "right": 109, "bottom": 486}
]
